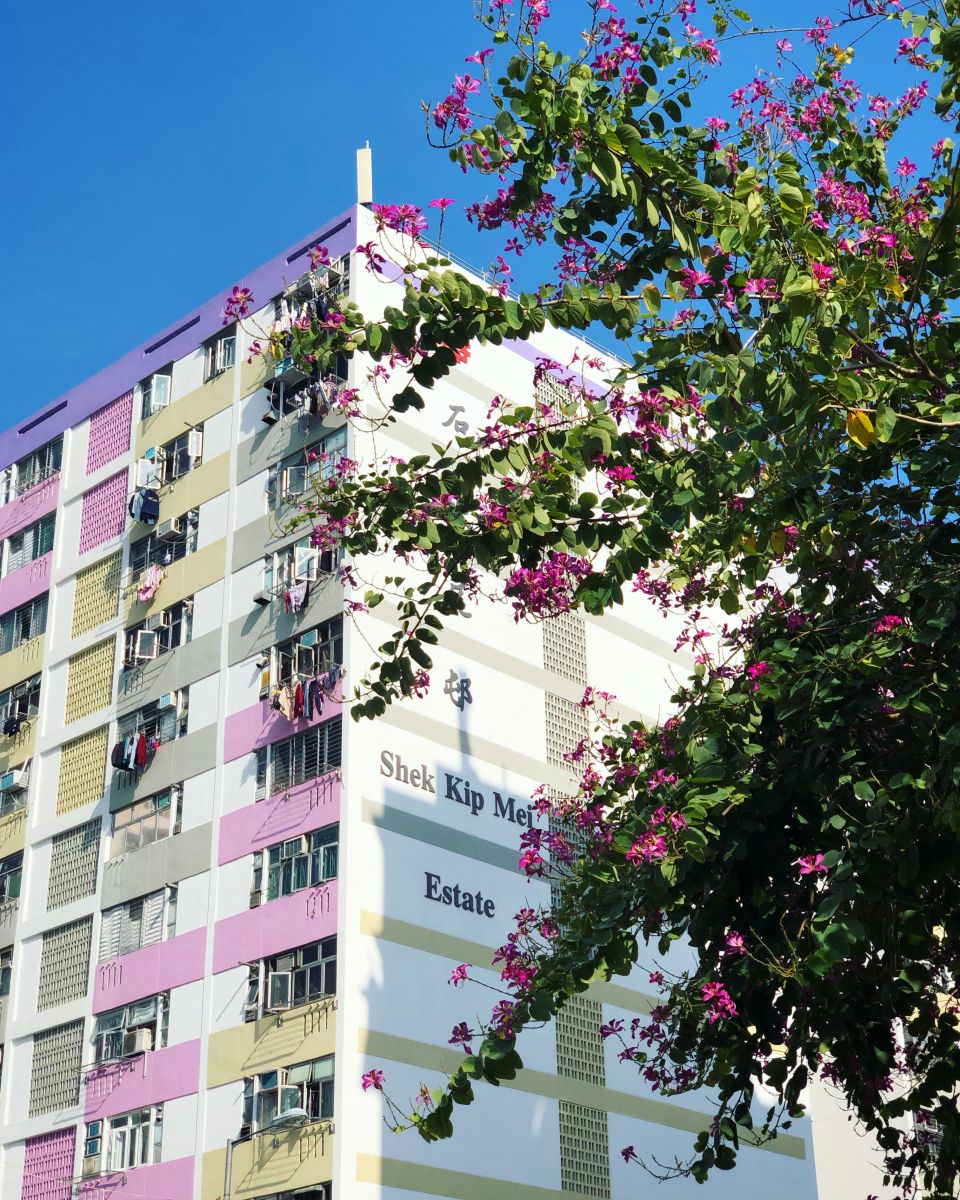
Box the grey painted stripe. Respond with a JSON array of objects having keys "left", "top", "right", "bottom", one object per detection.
[
  {"left": 377, "top": 700, "right": 577, "bottom": 792},
  {"left": 115, "top": 631, "right": 221, "bottom": 717},
  {"left": 232, "top": 511, "right": 308, "bottom": 573},
  {"left": 361, "top": 796, "right": 521, "bottom": 874},
  {"left": 235, "top": 412, "right": 346, "bottom": 487},
  {"left": 226, "top": 575, "right": 342, "bottom": 667},
  {"left": 100, "top": 821, "right": 213, "bottom": 909},
  {"left": 365, "top": 600, "right": 649, "bottom": 723},
  {"left": 108, "top": 722, "right": 217, "bottom": 812}
]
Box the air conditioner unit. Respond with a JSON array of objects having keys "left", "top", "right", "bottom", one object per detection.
[
  {"left": 156, "top": 517, "right": 186, "bottom": 543},
  {"left": 145, "top": 611, "right": 170, "bottom": 631},
  {"left": 81, "top": 1155, "right": 102, "bottom": 1178},
  {"left": 281, "top": 835, "right": 308, "bottom": 859},
  {"left": 252, "top": 589, "right": 271, "bottom": 607},
  {"left": 249, "top": 888, "right": 262, "bottom": 909},
  {"left": 158, "top": 691, "right": 179, "bottom": 712},
  {"left": 271, "top": 1106, "right": 309, "bottom": 1128},
  {"left": 0, "top": 767, "right": 27, "bottom": 794},
  {"left": 122, "top": 1027, "right": 152, "bottom": 1057}
]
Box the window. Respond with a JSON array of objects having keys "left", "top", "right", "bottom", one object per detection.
[
  {"left": 0, "top": 852, "right": 22, "bottom": 903},
  {"left": 139, "top": 370, "right": 172, "bottom": 420},
  {"left": 0, "top": 436, "right": 63, "bottom": 503},
  {"left": 110, "top": 787, "right": 182, "bottom": 859},
  {"left": 98, "top": 887, "right": 176, "bottom": 960},
  {"left": 204, "top": 330, "right": 236, "bottom": 381},
  {"left": 243, "top": 1055, "right": 334, "bottom": 1131},
  {"left": 3, "top": 513, "right": 55, "bottom": 576},
  {"left": 255, "top": 717, "right": 342, "bottom": 800},
  {"left": 117, "top": 691, "right": 188, "bottom": 748},
  {"left": 0, "top": 595, "right": 48, "bottom": 655},
  {"left": 0, "top": 947, "right": 11, "bottom": 997},
  {"left": 263, "top": 537, "right": 341, "bottom": 597},
  {"left": 251, "top": 826, "right": 338, "bottom": 908},
  {"left": 123, "top": 600, "right": 192, "bottom": 667},
  {"left": 274, "top": 427, "right": 347, "bottom": 503},
  {"left": 252, "top": 1189, "right": 330, "bottom": 1200},
  {"left": 0, "top": 673, "right": 41, "bottom": 726},
  {"left": 85, "top": 1105, "right": 163, "bottom": 1174},
  {"left": 269, "top": 617, "right": 343, "bottom": 691},
  {"left": 128, "top": 510, "right": 199, "bottom": 575},
  {"left": 157, "top": 427, "right": 203, "bottom": 486},
  {"left": 92, "top": 994, "right": 168, "bottom": 1063},
  {"left": 245, "top": 937, "right": 336, "bottom": 1021}
]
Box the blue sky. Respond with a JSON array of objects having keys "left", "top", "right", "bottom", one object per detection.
[{"left": 2, "top": 1, "right": 937, "bottom": 424}]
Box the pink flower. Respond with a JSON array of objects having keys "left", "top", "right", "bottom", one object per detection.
[
  {"left": 700, "top": 981, "right": 738, "bottom": 1022},
  {"left": 679, "top": 266, "right": 713, "bottom": 295},
  {"left": 465, "top": 48, "right": 495, "bottom": 65},
  {"left": 430, "top": 197, "right": 455, "bottom": 210},
  {"left": 897, "top": 157, "right": 918, "bottom": 179},
  {"left": 361, "top": 1069, "right": 385, "bottom": 1091},
  {"left": 797, "top": 853, "right": 828, "bottom": 876},
  {"left": 873, "top": 614, "right": 905, "bottom": 635},
  {"left": 746, "top": 661, "right": 771, "bottom": 679},
  {"left": 449, "top": 1021, "right": 475, "bottom": 1051},
  {"left": 626, "top": 832, "right": 668, "bottom": 864},
  {"left": 811, "top": 262, "right": 834, "bottom": 289},
  {"left": 448, "top": 963, "right": 470, "bottom": 987},
  {"left": 621, "top": 1146, "right": 640, "bottom": 1164},
  {"left": 725, "top": 931, "right": 747, "bottom": 956}
]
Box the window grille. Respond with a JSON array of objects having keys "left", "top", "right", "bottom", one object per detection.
[
  {"left": 245, "top": 937, "right": 336, "bottom": 1020},
  {"left": 21, "top": 1127, "right": 76, "bottom": 1200},
  {"left": 28, "top": 1019, "right": 83, "bottom": 1116},
  {"left": 48, "top": 817, "right": 101, "bottom": 909},
  {"left": 5, "top": 513, "right": 55, "bottom": 575},
  {"left": 255, "top": 716, "right": 342, "bottom": 800},
  {"left": 57, "top": 725, "right": 109, "bottom": 816},
  {"left": 263, "top": 538, "right": 341, "bottom": 597},
  {"left": 251, "top": 825, "right": 338, "bottom": 908},
  {"left": 273, "top": 427, "right": 347, "bottom": 503},
  {"left": 37, "top": 916, "right": 93, "bottom": 1010},
  {"left": 0, "top": 594, "right": 47, "bottom": 654},
  {"left": 1, "top": 436, "right": 63, "bottom": 504},
  {"left": 98, "top": 888, "right": 174, "bottom": 961}
]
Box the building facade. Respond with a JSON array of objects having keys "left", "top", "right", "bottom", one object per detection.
[{"left": 0, "top": 203, "right": 844, "bottom": 1199}]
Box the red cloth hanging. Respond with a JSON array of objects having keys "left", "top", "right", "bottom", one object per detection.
[
  {"left": 135, "top": 732, "right": 147, "bottom": 767},
  {"left": 293, "top": 682, "right": 304, "bottom": 719}
]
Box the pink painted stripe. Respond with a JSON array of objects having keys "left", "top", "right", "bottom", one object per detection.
[
  {"left": 0, "top": 475, "right": 59, "bottom": 544},
  {"left": 75, "top": 1156, "right": 194, "bottom": 1199},
  {"left": 0, "top": 551, "right": 51, "bottom": 614},
  {"left": 223, "top": 682, "right": 343, "bottom": 763},
  {"left": 213, "top": 882, "right": 336, "bottom": 974},
  {"left": 219, "top": 773, "right": 340, "bottom": 866},
  {"left": 83, "top": 1039, "right": 201, "bottom": 1120},
  {"left": 93, "top": 929, "right": 206, "bottom": 1013}
]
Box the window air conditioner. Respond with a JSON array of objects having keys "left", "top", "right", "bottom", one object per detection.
[
  {"left": 249, "top": 888, "right": 262, "bottom": 909},
  {"left": 0, "top": 767, "right": 27, "bottom": 794},
  {"left": 281, "top": 835, "right": 308, "bottom": 859},
  {"left": 81, "top": 1155, "right": 102, "bottom": 1178},
  {"left": 145, "top": 611, "right": 170, "bottom": 631},
  {"left": 158, "top": 691, "right": 179, "bottom": 712},
  {"left": 122, "top": 1027, "right": 152, "bottom": 1057},
  {"left": 156, "top": 517, "right": 186, "bottom": 543}
]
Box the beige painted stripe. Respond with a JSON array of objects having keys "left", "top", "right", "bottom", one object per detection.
[
  {"left": 135, "top": 370, "right": 236, "bottom": 457},
  {"left": 356, "top": 1154, "right": 597, "bottom": 1199},
  {"left": 358, "top": 910, "right": 656, "bottom": 1015},
  {"left": 0, "top": 635, "right": 45, "bottom": 696},
  {"left": 124, "top": 537, "right": 226, "bottom": 623},
  {"left": 377, "top": 703, "right": 576, "bottom": 792},
  {"left": 359, "top": 1029, "right": 806, "bottom": 1160}
]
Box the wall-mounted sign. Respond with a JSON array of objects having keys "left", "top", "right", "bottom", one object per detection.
[
  {"left": 381, "top": 751, "right": 536, "bottom": 827},
  {"left": 424, "top": 871, "right": 495, "bottom": 917}
]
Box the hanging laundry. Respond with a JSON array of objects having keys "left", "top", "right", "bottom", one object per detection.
[
  {"left": 110, "top": 740, "right": 127, "bottom": 769},
  {"left": 278, "top": 684, "right": 294, "bottom": 721},
  {"left": 137, "top": 563, "right": 164, "bottom": 603},
  {"left": 135, "top": 732, "right": 148, "bottom": 768},
  {"left": 286, "top": 581, "right": 308, "bottom": 613},
  {"left": 293, "top": 682, "right": 304, "bottom": 719},
  {"left": 126, "top": 737, "right": 138, "bottom": 770},
  {"left": 140, "top": 489, "right": 160, "bottom": 526},
  {"left": 307, "top": 678, "right": 324, "bottom": 719},
  {"left": 2, "top": 716, "right": 21, "bottom": 737},
  {"left": 322, "top": 666, "right": 339, "bottom": 691},
  {"left": 271, "top": 690, "right": 282, "bottom": 712}
]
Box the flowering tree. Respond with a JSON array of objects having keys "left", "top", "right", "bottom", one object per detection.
[{"left": 247, "top": 0, "right": 960, "bottom": 1194}]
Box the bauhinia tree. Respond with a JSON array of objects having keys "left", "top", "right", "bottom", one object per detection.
[{"left": 231, "top": 0, "right": 960, "bottom": 1194}]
